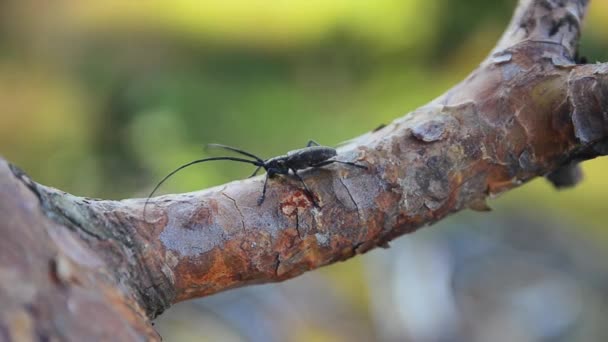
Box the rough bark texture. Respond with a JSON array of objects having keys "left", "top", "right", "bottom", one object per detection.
[{"left": 1, "top": 0, "right": 606, "bottom": 340}]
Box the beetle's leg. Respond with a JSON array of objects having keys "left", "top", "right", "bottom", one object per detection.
[
  {"left": 306, "top": 140, "right": 320, "bottom": 147},
  {"left": 248, "top": 165, "right": 263, "bottom": 178},
  {"left": 290, "top": 168, "right": 319, "bottom": 207},
  {"left": 258, "top": 169, "right": 278, "bottom": 205},
  {"left": 311, "top": 159, "right": 367, "bottom": 169},
  {"left": 334, "top": 160, "right": 368, "bottom": 169},
  {"left": 310, "top": 160, "right": 333, "bottom": 168},
  {"left": 258, "top": 174, "right": 270, "bottom": 205}
]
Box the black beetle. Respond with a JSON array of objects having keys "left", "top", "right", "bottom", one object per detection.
[{"left": 143, "top": 140, "right": 366, "bottom": 217}]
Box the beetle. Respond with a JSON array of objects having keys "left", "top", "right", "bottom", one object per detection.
[{"left": 143, "top": 140, "right": 367, "bottom": 217}]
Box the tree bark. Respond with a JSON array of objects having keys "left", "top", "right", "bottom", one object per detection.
[{"left": 1, "top": 0, "right": 606, "bottom": 340}]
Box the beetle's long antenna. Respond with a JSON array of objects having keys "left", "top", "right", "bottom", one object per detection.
[
  {"left": 143, "top": 156, "right": 263, "bottom": 220},
  {"left": 207, "top": 144, "right": 265, "bottom": 163}
]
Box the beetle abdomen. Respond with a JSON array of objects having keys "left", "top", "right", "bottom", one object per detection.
[{"left": 286, "top": 146, "right": 337, "bottom": 168}]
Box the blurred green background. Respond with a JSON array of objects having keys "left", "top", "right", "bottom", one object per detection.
[{"left": 2, "top": 1, "right": 608, "bottom": 341}]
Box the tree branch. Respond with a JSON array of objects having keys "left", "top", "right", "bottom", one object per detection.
[{"left": 0, "top": 0, "right": 605, "bottom": 339}]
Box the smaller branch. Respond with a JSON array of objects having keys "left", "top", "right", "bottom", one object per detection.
[{"left": 493, "top": 0, "right": 587, "bottom": 57}]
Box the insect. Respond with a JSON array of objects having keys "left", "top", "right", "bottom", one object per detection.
[{"left": 143, "top": 140, "right": 367, "bottom": 217}]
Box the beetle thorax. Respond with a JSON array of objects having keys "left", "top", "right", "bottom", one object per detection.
[{"left": 265, "top": 155, "right": 289, "bottom": 172}]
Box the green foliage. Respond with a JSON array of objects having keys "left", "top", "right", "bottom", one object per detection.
[{"left": 2, "top": 2, "right": 608, "bottom": 340}]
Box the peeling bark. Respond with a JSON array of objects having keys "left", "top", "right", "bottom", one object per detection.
[{"left": 0, "top": 0, "right": 606, "bottom": 339}]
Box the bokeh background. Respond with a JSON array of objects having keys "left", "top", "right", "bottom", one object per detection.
[{"left": 2, "top": 0, "right": 608, "bottom": 341}]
